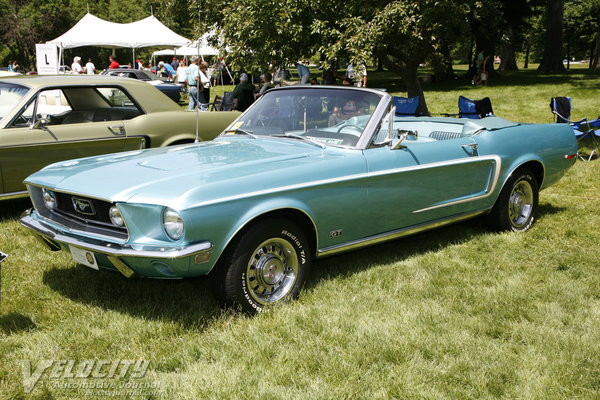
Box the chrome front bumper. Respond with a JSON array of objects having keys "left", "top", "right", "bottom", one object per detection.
[{"left": 20, "top": 212, "right": 213, "bottom": 262}]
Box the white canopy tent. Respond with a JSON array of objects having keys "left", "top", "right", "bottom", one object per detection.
[
  {"left": 47, "top": 13, "right": 191, "bottom": 66},
  {"left": 152, "top": 37, "right": 219, "bottom": 58}
]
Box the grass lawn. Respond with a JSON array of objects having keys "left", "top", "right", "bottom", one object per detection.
[{"left": 1, "top": 66, "right": 600, "bottom": 399}]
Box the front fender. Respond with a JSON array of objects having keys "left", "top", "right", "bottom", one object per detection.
[
  {"left": 183, "top": 195, "right": 318, "bottom": 276},
  {"left": 222, "top": 196, "right": 318, "bottom": 254}
]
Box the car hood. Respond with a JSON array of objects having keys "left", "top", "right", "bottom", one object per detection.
[{"left": 25, "top": 137, "right": 355, "bottom": 208}]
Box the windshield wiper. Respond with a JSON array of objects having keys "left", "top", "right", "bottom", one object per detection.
[
  {"left": 271, "top": 133, "right": 326, "bottom": 149},
  {"left": 228, "top": 128, "right": 258, "bottom": 139}
]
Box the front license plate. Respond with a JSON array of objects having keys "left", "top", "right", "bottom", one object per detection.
[{"left": 70, "top": 246, "right": 99, "bottom": 270}]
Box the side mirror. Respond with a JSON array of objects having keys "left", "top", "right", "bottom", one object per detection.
[
  {"left": 391, "top": 129, "right": 418, "bottom": 149},
  {"left": 30, "top": 116, "right": 48, "bottom": 130}
]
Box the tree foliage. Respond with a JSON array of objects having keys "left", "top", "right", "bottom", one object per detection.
[{"left": 1, "top": 0, "right": 596, "bottom": 113}]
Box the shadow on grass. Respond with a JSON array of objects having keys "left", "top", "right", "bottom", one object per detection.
[
  {"left": 307, "top": 219, "right": 485, "bottom": 287},
  {"left": 308, "top": 202, "right": 568, "bottom": 287},
  {"left": 536, "top": 203, "right": 567, "bottom": 221},
  {"left": 0, "top": 198, "right": 32, "bottom": 222},
  {"left": 43, "top": 267, "right": 222, "bottom": 328},
  {"left": 0, "top": 312, "right": 37, "bottom": 334},
  {"left": 40, "top": 205, "right": 567, "bottom": 322}
]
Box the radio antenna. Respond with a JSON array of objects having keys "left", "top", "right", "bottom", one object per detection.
[{"left": 194, "top": 0, "right": 202, "bottom": 143}]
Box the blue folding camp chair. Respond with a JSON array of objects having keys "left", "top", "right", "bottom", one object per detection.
[
  {"left": 458, "top": 96, "right": 494, "bottom": 119},
  {"left": 550, "top": 97, "right": 599, "bottom": 161},
  {"left": 393, "top": 96, "right": 419, "bottom": 117}
]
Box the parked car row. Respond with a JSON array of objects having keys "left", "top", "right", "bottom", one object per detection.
[{"left": 13, "top": 82, "right": 577, "bottom": 313}]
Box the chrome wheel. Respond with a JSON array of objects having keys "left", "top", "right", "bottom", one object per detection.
[
  {"left": 246, "top": 238, "right": 299, "bottom": 305},
  {"left": 219, "top": 219, "right": 310, "bottom": 313},
  {"left": 484, "top": 169, "right": 538, "bottom": 232},
  {"left": 508, "top": 180, "right": 534, "bottom": 229}
]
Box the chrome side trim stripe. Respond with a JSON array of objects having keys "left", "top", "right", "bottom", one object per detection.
[
  {"left": 317, "top": 209, "right": 489, "bottom": 257},
  {"left": 0, "top": 190, "right": 28, "bottom": 200}
]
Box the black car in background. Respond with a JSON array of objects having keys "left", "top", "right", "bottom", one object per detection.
[{"left": 102, "top": 69, "right": 182, "bottom": 103}]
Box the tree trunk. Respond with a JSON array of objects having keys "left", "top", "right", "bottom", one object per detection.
[
  {"left": 499, "top": 26, "right": 518, "bottom": 71},
  {"left": 591, "top": 26, "right": 600, "bottom": 69},
  {"left": 500, "top": 46, "right": 518, "bottom": 70},
  {"left": 430, "top": 41, "right": 456, "bottom": 81},
  {"left": 524, "top": 39, "right": 530, "bottom": 68},
  {"left": 377, "top": 52, "right": 429, "bottom": 116},
  {"left": 537, "top": 0, "right": 566, "bottom": 73}
]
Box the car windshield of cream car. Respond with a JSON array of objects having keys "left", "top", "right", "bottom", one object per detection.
[
  {"left": 0, "top": 82, "right": 29, "bottom": 121},
  {"left": 229, "top": 88, "right": 383, "bottom": 147}
]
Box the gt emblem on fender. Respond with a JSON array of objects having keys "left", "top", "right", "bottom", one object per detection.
[{"left": 329, "top": 229, "right": 343, "bottom": 238}]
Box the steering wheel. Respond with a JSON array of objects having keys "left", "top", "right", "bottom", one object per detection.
[
  {"left": 336, "top": 124, "right": 363, "bottom": 135},
  {"left": 13, "top": 113, "right": 33, "bottom": 126}
]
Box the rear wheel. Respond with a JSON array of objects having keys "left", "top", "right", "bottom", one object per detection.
[
  {"left": 218, "top": 219, "right": 310, "bottom": 313},
  {"left": 485, "top": 169, "right": 539, "bottom": 232}
]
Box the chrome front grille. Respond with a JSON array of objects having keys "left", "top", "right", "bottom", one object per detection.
[
  {"left": 29, "top": 186, "right": 128, "bottom": 241},
  {"left": 54, "top": 192, "right": 116, "bottom": 226}
]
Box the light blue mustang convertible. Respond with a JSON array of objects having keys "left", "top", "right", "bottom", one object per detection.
[{"left": 21, "top": 86, "right": 577, "bottom": 312}]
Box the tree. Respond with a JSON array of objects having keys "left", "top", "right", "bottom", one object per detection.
[
  {"left": 205, "top": 0, "right": 468, "bottom": 115},
  {"left": 0, "top": 0, "right": 72, "bottom": 69},
  {"left": 323, "top": 0, "right": 467, "bottom": 116},
  {"left": 537, "top": 0, "right": 566, "bottom": 73},
  {"left": 563, "top": 0, "right": 600, "bottom": 69},
  {"left": 497, "top": 0, "right": 542, "bottom": 71},
  {"left": 212, "top": 0, "right": 318, "bottom": 72}
]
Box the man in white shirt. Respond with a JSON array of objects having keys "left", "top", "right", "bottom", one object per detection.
[
  {"left": 85, "top": 58, "right": 96, "bottom": 75},
  {"left": 71, "top": 56, "right": 84, "bottom": 74}
]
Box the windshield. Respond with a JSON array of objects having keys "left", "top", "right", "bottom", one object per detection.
[
  {"left": 0, "top": 83, "right": 29, "bottom": 121},
  {"left": 228, "top": 88, "right": 383, "bottom": 147}
]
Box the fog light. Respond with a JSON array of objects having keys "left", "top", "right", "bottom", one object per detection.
[
  {"left": 42, "top": 188, "right": 56, "bottom": 210},
  {"left": 109, "top": 205, "right": 124, "bottom": 227}
]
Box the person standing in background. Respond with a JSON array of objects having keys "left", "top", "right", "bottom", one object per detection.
[
  {"left": 354, "top": 63, "right": 367, "bottom": 87},
  {"left": 171, "top": 57, "right": 179, "bottom": 71},
  {"left": 85, "top": 58, "right": 96, "bottom": 75},
  {"left": 296, "top": 62, "right": 310, "bottom": 84},
  {"left": 108, "top": 56, "right": 119, "bottom": 69},
  {"left": 198, "top": 61, "right": 211, "bottom": 111},
  {"left": 232, "top": 73, "right": 255, "bottom": 112},
  {"left": 186, "top": 56, "right": 202, "bottom": 111},
  {"left": 175, "top": 59, "right": 188, "bottom": 90},
  {"left": 71, "top": 56, "right": 84, "bottom": 74}
]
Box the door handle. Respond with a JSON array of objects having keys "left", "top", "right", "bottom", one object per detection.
[
  {"left": 461, "top": 143, "right": 479, "bottom": 156},
  {"left": 108, "top": 125, "right": 125, "bottom": 136}
]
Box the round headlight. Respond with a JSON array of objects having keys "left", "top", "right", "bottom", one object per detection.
[
  {"left": 163, "top": 207, "right": 184, "bottom": 240},
  {"left": 109, "top": 205, "right": 124, "bottom": 227},
  {"left": 42, "top": 188, "right": 56, "bottom": 210}
]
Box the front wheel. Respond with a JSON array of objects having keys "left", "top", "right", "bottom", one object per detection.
[
  {"left": 485, "top": 169, "right": 539, "bottom": 232},
  {"left": 218, "top": 219, "right": 310, "bottom": 313}
]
